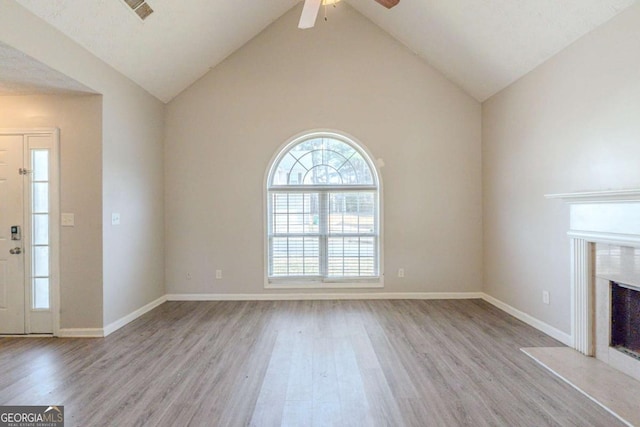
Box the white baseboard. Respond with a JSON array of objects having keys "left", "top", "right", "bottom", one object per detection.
[
  {"left": 58, "top": 328, "right": 104, "bottom": 338},
  {"left": 0, "top": 334, "right": 53, "bottom": 338},
  {"left": 481, "top": 293, "right": 573, "bottom": 346},
  {"left": 56, "top": 292, "right": 572, "bottom": 347},
  {"left": 166, "top": 292, "right": 484, "bottom": 301},
  {"left": 103, "top": 295, "right": 168, "bottom": 337}
]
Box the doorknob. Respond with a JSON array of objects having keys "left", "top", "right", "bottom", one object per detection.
[{"left": 9, "top": 247, "right": 21, "bottom": 255}]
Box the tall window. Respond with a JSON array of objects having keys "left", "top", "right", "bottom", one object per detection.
[
  {"left": 31, "top": 149, "right": 50, "bottom": 309},
  {"left": 267, "top": 132, "right": 380, "bottom": 285}
]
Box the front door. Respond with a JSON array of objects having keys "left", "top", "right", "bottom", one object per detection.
[
  {"left": 0, "top": 131, "right": 56, "bottom": 334},
  {"left": 0, "top": 134, "right": 26, "bottom": 333}
]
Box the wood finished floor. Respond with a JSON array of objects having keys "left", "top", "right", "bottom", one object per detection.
[{"left": 0, "top": 300, "right": 624, "bottom": 427}]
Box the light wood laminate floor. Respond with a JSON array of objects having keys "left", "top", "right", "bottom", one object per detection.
[{"left": 0, "top": 300, "right": 624, "bottom": 426}]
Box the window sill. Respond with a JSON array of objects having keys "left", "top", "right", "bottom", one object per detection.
[{"left": 265, "top": 280, "right": 384, "bottom": 290}]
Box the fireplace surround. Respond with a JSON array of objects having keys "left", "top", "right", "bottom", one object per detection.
[{"left": 547, "top": 189, "right": 640, "bottom": 381}]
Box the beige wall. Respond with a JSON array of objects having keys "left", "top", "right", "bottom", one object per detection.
[
  {"left": 0, "top": 1, "right": 165, "bottom": 328},
  {"left": 101, "top": 89, "right": 165, "bottom": 326},
  {"left": 0, "top": 95, "right": 103, "bottom": 328},
  {"left": 165, "top": 4, "right": 482, "bottom": 295},
  {"left": 482, "top": 4, "right": 640, "bottom": 333}
]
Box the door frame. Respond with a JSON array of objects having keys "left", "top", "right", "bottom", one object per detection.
[{"left": 0, "top": 128, "right": 60, "bottom": 336}]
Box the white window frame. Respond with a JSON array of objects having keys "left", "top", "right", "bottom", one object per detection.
[{"left": 264, "top": 130, "right": 383, "bottom": 289}]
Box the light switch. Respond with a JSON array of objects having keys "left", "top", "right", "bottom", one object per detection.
[
  {"left": 111, "top": 213, "right": 121, "bottom": 226},
  {"left": 61, "top": 213, "right": 75, "bottom": 227}
]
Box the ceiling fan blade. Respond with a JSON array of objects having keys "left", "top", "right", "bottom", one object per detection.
[
  {"left": 298, "top": 0, "right": 322, "bottom": 29},
  {"left": 373, "top": 0, "right": 399, "bottom": 9}
]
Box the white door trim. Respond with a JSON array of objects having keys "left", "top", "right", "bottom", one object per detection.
[{"left": 0, "top": 128, "right": 60, "bottom": 336}]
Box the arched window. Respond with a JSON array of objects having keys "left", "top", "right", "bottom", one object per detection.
[{"left": 266, "top": 132, "right": 380, "bottom": 285}]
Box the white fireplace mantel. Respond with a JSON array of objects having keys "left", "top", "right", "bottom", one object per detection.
[
  {"left": 547, "top": 189, "right": 640, "bottom": 246},
  {"left": 546, "top": 189, "right": 640, "bottom": 356},
  {"left": 545, "top": 188, "right": 640, "bottom": 203}
]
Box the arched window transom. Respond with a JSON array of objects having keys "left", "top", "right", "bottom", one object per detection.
[
  {"left": 267, "top": 132, "right": 380, "bottom": 285},
  {"left": 271, "top": 138, "right": 374, "bottom": 186}
]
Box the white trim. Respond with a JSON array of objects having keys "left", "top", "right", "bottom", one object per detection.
[
  {"left": 57, "top": 295, "right": 167, "bottom": 338},
  {"left": 167, "top": 292, "right": 483, "bottom": 301},
  {"left": 570, "top": 238, "right": 594, "bottom": 355},
  {"left": 545, "top": 189, "right": 640, "bottom": 203},
  {"left": 265, "top": 281, "right": 384, "bottom": 289},
  {"left": 50, "top": 129, "right": 61, "bottom": 337},
  {"left": 0, "top": 128, "right": 62, "bottom": 135},
  {"left": 22, "top": 138, "right": 29, "bottom": 332},
  {"left": 0, "top": 334, "right": 53, "bottom": 338},
  {"left": 481, "top": 293, "right": 573, "bottom": 346},
  {"left": 270, "top": 185, "right": 377, "bottom": 192},
  {"left": 567, "top": 231, "right": 640, "bottom": 247},
  {"left": 58, "top": 328, "right": 103, "bottom": 338},
  {"left": 103, "top": 295, "right": 167, "bottom": 336},
  {"left": 43, "top": 293, "right": 578, "bottom": 347}
]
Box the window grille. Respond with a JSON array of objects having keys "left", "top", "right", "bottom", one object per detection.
[{"left": 267, "top": 133, "right": 380, "bottom": 283}]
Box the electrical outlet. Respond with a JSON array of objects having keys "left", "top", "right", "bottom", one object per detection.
[
  {"left": 542, "top": 290, "right": 550, "bottom": 305},
  {"left": 186, "top": 272, "right": 192, "bottom": 280},
  {"left": 111, "top": 212, "right": 121, "bottom": 225},
  {"left": 61, "top": 213, "right": 75, "bottom": 227},
  {"left": 216, "top": 269, "right": 222, "bottom": 279},
  {"left": 398, "top": 268, "right": 405, "bottom": 278}
]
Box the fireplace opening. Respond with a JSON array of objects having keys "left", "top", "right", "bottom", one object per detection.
[{"left": 611, "top": 282, "right": 640, "bottom": 360}]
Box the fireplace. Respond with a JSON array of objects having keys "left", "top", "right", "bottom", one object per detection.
[
  {"left": 611, "top": 282, "right": 640, "bottom": 359},
  {"left": 546, "top": 188, "right": 640, "bottom": 381}
]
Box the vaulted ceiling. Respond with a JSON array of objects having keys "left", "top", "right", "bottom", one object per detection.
[{"left": 11, "top": 0, "right": 637, "bottom": 103}]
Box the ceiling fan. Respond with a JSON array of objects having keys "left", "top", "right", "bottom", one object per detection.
[{"left": 298, "top": 0, "right": 400, "bottom": 29}]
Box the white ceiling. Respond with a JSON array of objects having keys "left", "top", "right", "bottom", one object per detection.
[
  {"left": 348, "top": 0, "right": 636, "bottom": 100},
  {"left": 14, "top": 0, "right": 298, "bottom": 103},
  {"left": 12, "top": 0, "right": 636, "bottom": 103},
  {"left": 0, "top": 41, "right": 95, "bottom": 96}
]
